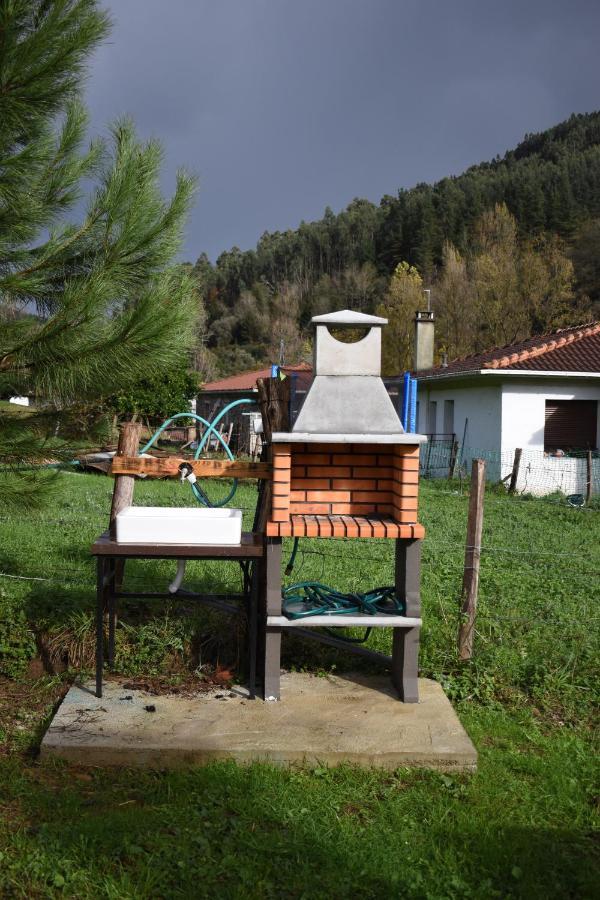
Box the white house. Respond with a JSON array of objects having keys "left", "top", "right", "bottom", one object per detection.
[{"left": 416, "top": 322, "right": 600, "bottom": 496}]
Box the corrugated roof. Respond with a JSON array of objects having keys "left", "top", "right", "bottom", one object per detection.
[
  {"left": 418, "top": 323, "right": 600, "bottom": 379},
  {"left": 201, "top": 362, "right": 312, "bottom": 393}
]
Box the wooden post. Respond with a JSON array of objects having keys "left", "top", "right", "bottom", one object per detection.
[
  {"left": 255, "top": 375, "right": 290, "bottom": 534},
  {"left": 256, "top": 375, "right": 290, "bottom": 440},
  {"left": 255, "top": 376, "right": 289, "bottom": 699},
  {"left": 458, "top": 458, "right": 486, "bottom": 661},
  {"left": 508, "top": 448, "right": 522, "bottom": 494},
  {"left": 109, "top": 421, "right": 143, "bottom": 536},
  {"left": 586, "top": 450, "right": 593, "bottom": 504},
  {"left": 97, "top": 422, "right": 141, "bottom": 690},
  {"left": 448, "top": 439, "right": 459, "bottom": 480}
]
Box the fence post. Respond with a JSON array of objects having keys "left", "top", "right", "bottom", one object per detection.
[
  {"left": 586, "top": 450, "right": 593, "bottom": 503},
  {"left": 255, "top": 375, "right": 290, "bottom": 533},
  {"left": 109, "top": 421, "right": 142, "bottom": 537},
  {"left": 449, "top": 439, "right": 459, "bottom": 480},
  {"left": 508, "top": 448, "right": 522, "bottom": 494},
  {"left": 108, "top": 421, "right": 142, "bottom": 597},
  {"left": 458, "top": 458, "right": 486, "bottom": 661}
]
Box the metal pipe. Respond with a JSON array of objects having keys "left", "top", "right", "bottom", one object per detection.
[
  {"left": 401, "top": 372, "right": 410, "bottom": 430},
  {"left": 409, "top": 377, "right": 417, "bottom": 433},
  {"left": 168, "top": 559, "right": 187, "bottom": 594}
]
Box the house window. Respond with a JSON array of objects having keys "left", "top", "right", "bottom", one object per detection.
[
  {"left": 427, "top": 400, "right": 437, "bottom": 435},
  {"left": 443, "top": 400, "right": 455, "bottom": 436},
  {"left": 544, "top": 400, "right": 598, "bottom": 452}
]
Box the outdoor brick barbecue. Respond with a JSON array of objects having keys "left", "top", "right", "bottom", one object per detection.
[
  {"left": 266, "top": 309, "right": 426, "bottom": 539},
  {"left": 261, "top": 310, "right": 428, "bottom": 702}
]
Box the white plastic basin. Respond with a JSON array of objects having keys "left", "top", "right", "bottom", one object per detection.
[{"left": 115, "top": 507, "right": 243, "bottom": 545}]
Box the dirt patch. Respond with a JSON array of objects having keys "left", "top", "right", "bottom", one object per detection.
[{"left": 116, "top": 667, "right": 234, "bottom": 697}]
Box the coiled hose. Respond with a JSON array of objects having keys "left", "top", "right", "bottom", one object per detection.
[{"left": 139, "top": 400, "right": 254, "bottom": 592}]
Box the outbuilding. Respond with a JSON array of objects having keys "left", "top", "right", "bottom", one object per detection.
[{"left": 416, "top": 323, "right": 600, "bottom": 495}]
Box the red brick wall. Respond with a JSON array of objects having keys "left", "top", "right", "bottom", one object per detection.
[{"left": 271, "top": 442, "right": 419, "bottom": 524}]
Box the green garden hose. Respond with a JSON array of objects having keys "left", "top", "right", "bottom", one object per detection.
[
  {"left": 140, "top": 400, "right": 253, "bottom": 508},
  {"left": 282, "top": 580, "right": 405, "bottom": 644},
  {"left": 282, "top": 582, "right": 405, "bottom": 618},
  {"left": 283, "top": 539, "right": 405, "bottom": 643}
]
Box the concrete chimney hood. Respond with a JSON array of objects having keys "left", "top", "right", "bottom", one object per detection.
[{"left": 272, "top": 310, "right": 427, "bottom": 444}]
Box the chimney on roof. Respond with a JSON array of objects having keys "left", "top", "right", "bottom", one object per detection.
[{"left": 414, "top": 290, "right": 435, "bottom": 371}]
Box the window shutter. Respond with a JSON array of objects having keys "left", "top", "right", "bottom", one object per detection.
[{"left": 544, "top": 400, "right": 598, "bottom": 451}]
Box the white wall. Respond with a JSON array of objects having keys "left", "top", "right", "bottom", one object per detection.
[
  {"left": 419, "top": 382, "right": 502, "bottom": 450},
  {"left": 421, "top": 376, "right": 600, "bottom": 495},
  {"left": 419, "top": 381, "right": 503, "bottom": 479},
  {"left": 500, "top": 379, "right": 600, "bottom": 495},
  {"left": 500, "top": 379, "right": 600, "bottom": 452},
  {"left": 505, "top": 452, "right": 599, "bottom": 496}
]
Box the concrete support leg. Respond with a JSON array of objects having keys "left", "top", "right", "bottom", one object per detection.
[
  {"left": 263, "top": 628, "right": 282, "bottom": 701},
  {"left": 261, "top": 539, "right": 282, "bottom": 700},
  {"left": 247, "top": 559, "right": 260, "bottom": 699},
  {"left": 392, "top": 539, "right": 422, "bottom": 703},
  {"left": 392, "top": 628, "right": 420, "bottom": 703}
]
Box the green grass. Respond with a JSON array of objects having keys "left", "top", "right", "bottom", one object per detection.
[{"left": 0, "top": 472, "right": 598, "bottom": 898}]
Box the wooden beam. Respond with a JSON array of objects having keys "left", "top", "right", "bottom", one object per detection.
[{"left": 110, "top": 456, "right": 271, "bottom": 479}]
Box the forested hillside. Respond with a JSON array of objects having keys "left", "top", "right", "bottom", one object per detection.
[{"left": 190, "top": 112, "right": 600, "bottom": 378}]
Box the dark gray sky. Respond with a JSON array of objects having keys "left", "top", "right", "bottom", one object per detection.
[{"left": 85, "top": 0, "right": 600, "bottom": 263}]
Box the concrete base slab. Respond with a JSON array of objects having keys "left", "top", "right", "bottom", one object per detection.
[{"left": 40, "top": 674, "right": 477, "bottom": 771}]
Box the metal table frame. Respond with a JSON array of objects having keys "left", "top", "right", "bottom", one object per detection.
[{"left": 91, "top": 531, "right": 265, "bottom": 699}]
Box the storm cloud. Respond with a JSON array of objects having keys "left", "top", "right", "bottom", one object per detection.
[{"left": 84, "top": 0, "right": 600, "bottom": 262}]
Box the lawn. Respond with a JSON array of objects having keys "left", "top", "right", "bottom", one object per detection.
[{"left": 0, "top": 471, "right": 598, "bottom": 898}]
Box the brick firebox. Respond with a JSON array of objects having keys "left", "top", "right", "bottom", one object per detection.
[{"left": 266, "top": 441, "right": 424, "bottom": 539}]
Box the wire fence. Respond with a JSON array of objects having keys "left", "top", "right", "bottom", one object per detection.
[
  {"left": 1, "top": 437, "right": 599, "bottom": 674},
  {"left": 1, "top": 534, "right": 598, "bottom": 634},
  {"left": 421, "top": 439, "right": 600, "bottom": 499}
]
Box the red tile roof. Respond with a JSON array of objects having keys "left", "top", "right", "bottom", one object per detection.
[
  {"left": 418, "top": 323, "right": 600, "bottom": 379},
  {"left": 201, "top": 362, "right": 312, "bottom": 393}
]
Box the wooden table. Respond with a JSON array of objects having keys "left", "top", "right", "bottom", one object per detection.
[{"left": 91, "top": 532, "right": 265, "bottom": 699}]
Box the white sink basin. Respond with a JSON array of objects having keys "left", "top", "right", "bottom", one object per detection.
[{"left": 115, "top": 506, "right": 243, "bottom": 545}]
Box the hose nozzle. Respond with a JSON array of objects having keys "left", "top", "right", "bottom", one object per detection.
[{"left": 178, "top": 462, "right": 195, "bottom": 484}]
